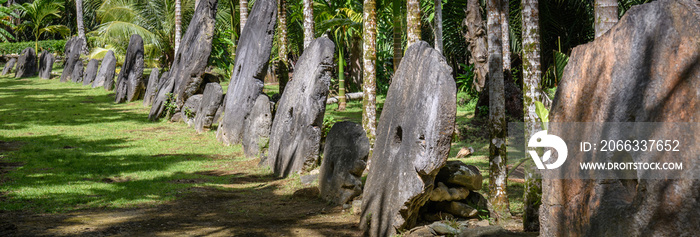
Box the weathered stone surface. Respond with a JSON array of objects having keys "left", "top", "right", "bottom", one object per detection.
[
  {"left": 541, "top": 1, "right": 700, "bottom": 236},
  {"left": 212, "top": 95, "right": 225, "bottom": 125},
  {"left": 149, "top": 0, "right": 218, "bottom": 120},
  {"left": 242, "top": 94, "right": 273, "bottom": 158},
  {"left": 94, "top": 50, "right": 116, "bottom": 89},
  {"left": 143, "top": 68, "right": 160, "bottom": 106},
  {"left": 71, "top": 60, "right": 83, "bottom": 83},
  {"left": 429, "top": 182, "right": 470, "bottom": 202},
  {"left": 62, "top": 37, "right": 75, "bottom": 67},
  {"left": 194, "top": 83, "right": 224, "bottom": 133},
  {"left": 436, "top": 161, "right": 483, "bottom": 191},
  {"left": 2, "top": 58, "right": 16, "bottom": 76},
  {"left": 115, "top": 34, "right": 145, "bottom": 103},
  {"left": 360, "top": 41, "right": 456, "bottom": 237},
  {"left": 216, "top": 0, "right": 277, "bottom": 144},
  {"left": 318, "top": 121, "right": 369, "bottom": 205},
  {"left": 264, "top": 36, "right": 334, "bottom": 178},
  {"left": 83, "top": 59, "right": 99, "bottom": 86},
  {"left": 60, "top": 37, "right": 83, "bottom": 82},
  {"left": 435, "top": 201, "right": 478, "bottom": 219},
  {"left": 15, "top": 47, "right": 37, "bottom": 78},
  {"left": 183, "top": 94, "right": 203, "bottom": 126},
  {"left": 38, "top": 51, "right": 54, "bottom": 79}
]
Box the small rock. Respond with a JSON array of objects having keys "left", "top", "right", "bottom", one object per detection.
[
  {"left": 435, "top": 201, "right": 478, "bottom": 218},
  {"left": 300, "top": 169, "right": 320, "bottom": 185},
  {"left": 429, "top": 222, "right": 459, "bottom": 235},
  {"left": 405, "top": 225, "right": 436, "bottom": 237},
  {"left": 430, "top": 182, "right": 470, "bottom": 202},
  {"left": 436, "top": 160, "right": 483, "bottom": 191},
  {"left": 352, "top": 199, "right": 362, "bottom": 215},
  {"left": 342, "top": 203, "right": 352, "bottom": 210},
  {"left": 455, "top": 147, "right": 474, "bottom": 158}
]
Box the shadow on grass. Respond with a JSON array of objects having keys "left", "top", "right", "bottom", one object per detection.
[{"left": 0, "top": 76, "right": 360, "bottom": 236}]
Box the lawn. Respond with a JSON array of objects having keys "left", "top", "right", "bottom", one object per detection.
[{"left": 0, "top": 70, "right": 526, "bottom": 235}]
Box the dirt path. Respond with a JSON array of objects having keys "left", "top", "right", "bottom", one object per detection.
[{"left": 0, "top": 159, "right": 361, "bottom": 236}]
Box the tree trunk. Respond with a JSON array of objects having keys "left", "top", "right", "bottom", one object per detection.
[
  {"left": 76, "top": 0, "right": 88, "bottom": 55},
  {"left": 595, "top": 0, "right": 618, "bottom": 38},
  {"left": 175, "top": 0, "right": 182, "bottom": 54},
  {"left": 349, "top": 35, "right": 363, "bottom": 92},
  {"left": 487, "top": 0, "right": 510, "bottom": 222},
  {"left": 326, "top": 92, "right": 363, "bottom": 104},
  {"left": 501, "top": 0, "right": 510, "bottom": 71},
  {"left": 393, "top": 0, "right": 403, "bottom": 72},
  {"left": 338, "top": 48, "right": 347, "bottom": 110},
  {"left": 278, "top": 0, "right": 289, "bottom": 94},
  {"left": 240, "top": 0, "right": 248, "bottom": 32},
  {"left": 406, "top": 0, "right": 420, "bottom": 46},
  {"left": 363, "top": 0, "right": 377, "bottom": 165},
  {"left": 521, "top": 0, "right": 543, "bottom": 231},
  {"left": 434, "top": 0, "right": 443, "bottom": 53},
  {"left": 303, "top": 0, "right": 314, "bottom": 49}
]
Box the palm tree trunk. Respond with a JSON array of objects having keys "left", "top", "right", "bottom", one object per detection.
[
  {"left": 278, "top": 0, "right": 289, "bottom": 94},
  {"left": 434, "top": 0, "right": 442, "bottom": 53},
  {"left": 175, "top": 0, "right": 182, "bottom": 54},
  {"left": 501, "top": 0, "right": 510, "bottom": 71},
  {"left": 522, "top": 0, "right": 543, "bottom": 231},
  {"left": 76, "top": 0, "right": 88, "bottom": 55},
  {"left": 303, "top": 0, "right": 314, "bottom": 49},
  {"left": 406, "top": 0, "right": 420, "bottom": 45},
  {"left": 595, "top": 0, "right": 618, "bottom": 38},
  {"left": 392, "top": 0, "right": 403, "bottom": 72},
  {"left": 363, "top": 0, "right": 377, "bottom": 165},
  {"left": 487, "top": 0, "right": 510, "bottom": 222},
  {"left": 240, "top": 0, "right": 248, "bottom": 32}
]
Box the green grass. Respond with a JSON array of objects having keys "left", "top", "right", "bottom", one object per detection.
[
  {"left": 0, "top": 75, "right": 244, "bottom": 213},
  {"left": 0, "top": 72, "right": 525, "bottom": 216}
]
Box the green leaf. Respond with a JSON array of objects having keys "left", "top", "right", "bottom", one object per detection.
[{"left": 535, "top": 101, "right": 549, "bottom": 128}]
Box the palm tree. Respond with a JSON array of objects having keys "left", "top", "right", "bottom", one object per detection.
[
  {"left": 501, "top": 0, "right": 509, "bottom": 71},
  {"left": 434, "top": 0, "right": 442, "bottom": 53},
  {"left": 595, "top": 0, "right": 617, "bottom": 38},
  {"left": 317, "top": 0, "right": 362, "bottom": 111},
  {"left": 278, "top": 0, "right": 289, "bottom": 94},
  {"left": 486, "top": 0, "right": 510, "bottom": 222},
  {"left": 76, "top": 0, "right": 88, "bottom": 54},
  {"left": 406, "top": 0, "right": 419, "bottom": 45},
  {"left": 15, "top": 0, "right": 69, "bottom": 53},
  {"left": 303, "top": 0, "right": 313, "bottom": 49},
  {"left": 175, "top": 0, "right": 181, "bottom": 53},
  {"left": 91, "top": 0, "right": 195, "bottom": 66},
  {"left": 362, "top": 0, "right": 377, "bottom": 161},
  {"left": 0, "top": 0, "right": 17, "bottom": 43},
  {"left": 522, "top": 0, "right": 543, "bottom": 231},
  {"left": 240, "top": 0, "right": 247, "bottom": 31}
]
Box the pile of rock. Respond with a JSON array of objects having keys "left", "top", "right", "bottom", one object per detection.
[{"left": 421, "top": 161, "right": 487, "bottom": 221}]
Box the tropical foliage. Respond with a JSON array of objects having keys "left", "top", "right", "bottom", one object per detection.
[{"left": 14, "top": 0, "right": 70, "bottom": 53}]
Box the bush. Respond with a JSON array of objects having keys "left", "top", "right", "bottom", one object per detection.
[{"left": 0, "top": 40, "right": 67, "bottom": 55}]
